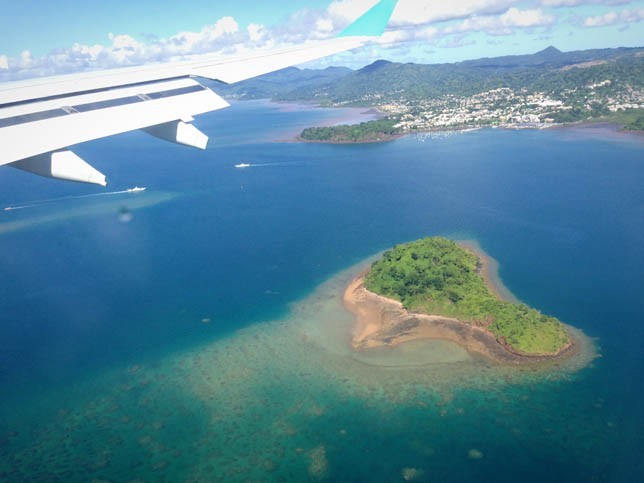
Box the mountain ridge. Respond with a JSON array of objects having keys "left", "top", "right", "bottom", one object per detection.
[
  {"left": 216, "top": 45, "right": 643, "bottom": 131},
  {"left": 214, "top": 45, "right": 643, "bottom": 103}
]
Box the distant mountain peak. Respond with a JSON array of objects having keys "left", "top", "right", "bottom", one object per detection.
[
  {"left": 537, "top": 46, "right": 562, "bottom": 56},
  {"left": 359, "top": 59, "right": 393, "bottom": 73}
]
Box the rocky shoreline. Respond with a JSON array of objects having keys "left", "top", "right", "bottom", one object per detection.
[{"left": 343, "top": 273, "right": 578, "bottom": 365}]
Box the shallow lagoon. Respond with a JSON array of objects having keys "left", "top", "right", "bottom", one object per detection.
[{"left": 0, "top": 262, "right": 598, "bottom": 481}]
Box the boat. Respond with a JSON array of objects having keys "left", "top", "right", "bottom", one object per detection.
[
  {"left": 235, "top": 163, "right": 251, "bottom": 169},
  {"left": 126, "top": 187, "right": 146, "bottom": 192}
]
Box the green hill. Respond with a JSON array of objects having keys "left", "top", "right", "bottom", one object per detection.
[
  {"left": 222, "top": 46, "right": 643, "bottom": 130},
  {"left": 278, "top": 47, "right": 643, "bottom": 107}
]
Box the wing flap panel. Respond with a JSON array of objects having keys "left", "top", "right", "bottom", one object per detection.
[
  {"left": 143, "top": 120, "right": 208, "bottom": 149},
  {"left": 0, "top": 78, "right": 200, "bottom": 119},
  {"left": 9, "top": 150, "right": 107, "bottom": 186},
  {"left": 0, "top": 88, "right": 229, "bottom": 166}
]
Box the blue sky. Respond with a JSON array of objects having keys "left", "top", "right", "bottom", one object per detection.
[
  {"left": 1, "top": 0, "right": 332, "bottom": 57},
  {"left": 1, "top": 0, "right": 642, "bottom": 79}
]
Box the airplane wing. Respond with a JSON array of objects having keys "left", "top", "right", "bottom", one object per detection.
[{"left": 0, "top": 0, "right": 398, "bottom": 186}]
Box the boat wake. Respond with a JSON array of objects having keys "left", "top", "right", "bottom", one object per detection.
[
  {"left": 234, "top": 162, "right": 298, "bottom": 169},
  {"left": 4, "top": 187, "right": 146, "bottom": 212}
]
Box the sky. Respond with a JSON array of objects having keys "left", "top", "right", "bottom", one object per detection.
[{"left": 1, "top": 0, "right": 643, "bottom": 80}]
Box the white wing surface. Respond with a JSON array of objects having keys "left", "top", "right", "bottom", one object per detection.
[{"left": 0, "top": 0, "right": 398, "bottom": 185}]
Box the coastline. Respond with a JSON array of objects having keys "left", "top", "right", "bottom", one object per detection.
[
  {"left": 294, "top": 116, "right": 643, "bottom": 145},
  {"left": 545, "top": 121, "right": 644, "bottom": 142},
  {"left": 343, "top": 244, "right": 579, "bottom": 365},
  {"left": 235, "top": 98, "right": 642, "bottom": 145}
]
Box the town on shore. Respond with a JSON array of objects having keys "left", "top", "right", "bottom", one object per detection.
[{"left": 380, "top": 83, "right": 642, "bottom": 132}]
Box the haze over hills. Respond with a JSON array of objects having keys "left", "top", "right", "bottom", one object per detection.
[
  {"left": 217, "top": 46, "right": 643, "bottom": 104},
  {"left": 295, "top": 47, "right": 642, "bottom": 106},
  {"left": 213, "top": 66, "right": 352, "bottom": 101},
  {"left": 452, "top": 45, "right": 640, "bottom": 69},
  {"left": 214, "top": 46, "right": 644, "bottom": 139}
]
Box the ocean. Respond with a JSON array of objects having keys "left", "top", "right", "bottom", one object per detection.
[{"left": 0, "top": 100, "right": 642, "bottom": 481}]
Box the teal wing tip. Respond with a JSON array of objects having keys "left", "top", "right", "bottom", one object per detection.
[{"left": 339, "top": 0, "right": 398, "bottom": 38}]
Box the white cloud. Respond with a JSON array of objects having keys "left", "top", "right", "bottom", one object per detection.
[
  {"left": 109, "top": 34, "right": 141, "bottom": 62},
  {"left": 0, "top": 15, "right": 251, "bottom": 80},
  {"left": 584, "top": 7, "right": 644, "bottom": 26},
  {"left": 19, "top": 50, "right": 33, "bottom": 69},
  {"left": 316, "top": 18, "right": 335, "bottom": 33},
  {"left": 502, "top": 7, "right": 555, "bottom": 27},
  {"left": 585, "top": 11, "right": 619, "bottom": 26},
  {"left": 72, "top": 43, "right": 104, "bottom": 60},
  {"left": 442, "top": 34, "right": 476, "bottom": 48},
  {"left": 247, "top": 23, "right": 266, "bottom": 42},
  {"left": 168, "top": 17, "right": 240, "bottom": 55},
  {"left": 328, "top": 0, "right": 523, "bottom": 28},
  {"left": 391, "top": 0, "right": 517, "bottom": 26},
  {"left": 540, "top": 0, "right": 630, "bottom": 7},
  {"left": 438, "top": 8, "right": 555, "bottom": 37},
  {"left": 328, "top": 0, "right": 380, "bottom": 21},
  {"left": 0, "top": 55, "right": 8, "bottom": 70}
]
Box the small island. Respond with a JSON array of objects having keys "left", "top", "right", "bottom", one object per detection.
[
  {"left": 345, "top": 237, "right": 577, "bottom": 363},
  {"left": 299, "top": 118, "right": 402, "bottom": 143}
]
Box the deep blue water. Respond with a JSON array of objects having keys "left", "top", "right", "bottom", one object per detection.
[{"left": 0, "top": 101, "right": 642, "bottom": 481}]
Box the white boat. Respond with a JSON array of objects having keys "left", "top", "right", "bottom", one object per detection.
[
  {"left": 126, "top": 186, "right": 146, "bottom": 192},
  {"left": 235, "top": 163, "right": 251, "bottom": 169}
]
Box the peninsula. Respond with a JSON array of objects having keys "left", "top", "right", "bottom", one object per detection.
[{"left": 344, "top": 237, "right": 576, "bottom": 363}]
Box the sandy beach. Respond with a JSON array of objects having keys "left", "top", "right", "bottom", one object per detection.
[{"left": 343, "top": 244, "right": 578, "bottom": 365}]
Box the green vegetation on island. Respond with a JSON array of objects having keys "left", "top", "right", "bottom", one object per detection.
[
  {"left": 300, "top": 118, "right": 402, "bottom": 143},
  {"left": 364, "top": 237, "right": 571, "bottom": 356}
]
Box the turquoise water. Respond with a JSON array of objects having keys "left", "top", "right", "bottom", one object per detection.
[{"left": 0, "top": 101, "right": 642, "bottom": 481}]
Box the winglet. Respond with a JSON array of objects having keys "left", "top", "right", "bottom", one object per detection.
[{"left": 339, "top": 0, "right": 398, "bottom": 37}]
